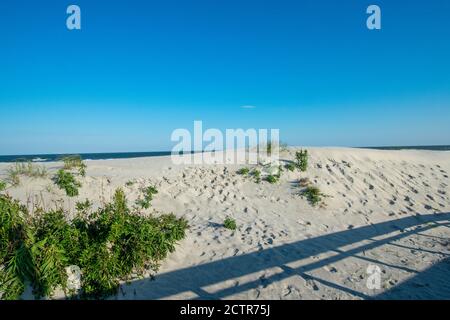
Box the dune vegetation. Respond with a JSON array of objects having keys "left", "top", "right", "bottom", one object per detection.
[{"left": 0, "top": 170, "right": 187, "bottom": 299}]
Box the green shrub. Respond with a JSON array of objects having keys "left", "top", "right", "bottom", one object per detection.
[
  {"left": 0, "top": 195, "right": 33, "bottom": 300},
  {"left": 0, "top": 181, "right": 6, "bottom": 192},
  {"left": 135, "top": 186, "right": 158, "bottom": 209},
  {"left": 6, "top": 162, "right": 47, "bottom": 186},
  {"left": 60, "top": 155, "right": 86, "bottom": 177},
  {"left": 265, "top": 175, "right": 279, "bottom": 184},
  {"left": 301, "top": 186, "right": 323, "bottom": 206},
  {"left": 223, "top": 217, "right": 237, "bottom": 230},
  {"left": 0, "top": 190, "right": 188, "bottom": 300},
  {"left": 295, "top": 149, "right": 308, "bottom": 172},
  {"left": 237, "top": 168, "right": 250, "bottom": 175},
  {"left": 251, "top": 169, "right": 261, "bottom": 183},
  {"left": 54, "top": 170, "right": 81, "bottom": 197},
  {"left": 285, "top": 163, "right": 296, "bottom": 172}
]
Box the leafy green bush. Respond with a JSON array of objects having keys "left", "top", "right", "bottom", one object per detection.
[
  {"left": 60, "top": 155, "right": 86, "bottom": 177},
  {"left": 301, "top": 186, "right": 323, "bottom": 206},
  {"left": 0, "top": 195, "right": 32, "bottom": 300},
  {"left": 265, "top": 175, "right": 279, "bottom": 184},
  {"left": 295, "top": 149, "right": 308, "bottom": 172},
  {"left": 237, "top": 167, "right": 250, "bottom": 175},
  {"left": 6, "top": 162, "right": 47, "bottom": 186},
  {"left": 223, "top": 217, "right": 237, "bottom": 230},
  {"left": 135, "top": 186, "right": 158, "bottom": 209},
  {"left": 54, "top": 170, "right": 81, "bottom": 197},
  {"left": 285, "top": 163, "right": 296, "bottom": 172},
  {"left": 0, "top": 181, "right": 6, "bottom": 192},
  {"left": 0, "top": 190, "right": 188, "bottom": 300}
]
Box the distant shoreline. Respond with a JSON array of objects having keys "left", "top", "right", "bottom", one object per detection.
[{"left": 0, "top": 145, "right": 449, "bottom": 163}]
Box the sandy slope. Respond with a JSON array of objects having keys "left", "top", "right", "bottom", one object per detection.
[{"left": 1, "top": 147, "right": 449, "bottom": 299}]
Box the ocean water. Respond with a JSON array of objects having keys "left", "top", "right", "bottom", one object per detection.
[
  {"left": 0, "top": 151, "right": 173, "bottom": 163},
  {"left": 0, "top": 146, "right": 449, "bottom": 163},
  {"left": 364, "top": 145, "right": 450, "bottom": 151}
]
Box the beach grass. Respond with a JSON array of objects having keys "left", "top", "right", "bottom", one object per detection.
[
  {"left": 224, "top": 217, "right": 237, "bottom": 230},
  {"left": 6, "top": 161, "right": 48, "bottom": 186},
  {"left": 285, "top": 163, "right": 296, "bottom": 172},
  {"left": 60, "top": 155, "right": 86, "bottom": 177},
  {"left": 251, "top": 169, "right": 261, "bottom": 183},
  {"left": 301, "top": 186, "right": 324, "bottom": 206},
  {"left": 237, "top": 167, "right": 250, "bottom": 175},
  {"left": 265, "top": 175, "right": 279, "bottom": 184}
]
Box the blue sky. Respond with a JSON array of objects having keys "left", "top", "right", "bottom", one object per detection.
[{"left": 0, "top": 0, "right": 449, "bottom": 155}]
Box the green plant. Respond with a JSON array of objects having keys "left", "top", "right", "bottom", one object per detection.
[
  {"left": 265, "top": 175, "right": 279, "bottom": 184},
  {"left": 237, "top": 167, "right": 250, "bottom": 175},
  {"left": 0, "top": 181, "right": 6, "bottom": 192},
  {"left": 223, "top": 217, "right": 237, "bottom": 230},
  {"left": 285, "top": 163, "right": 296, "bottom": 172},
  {"left": 277, "top": 165, "right": 283, "bottom": 177},
  {"left": 0, "top": 195, "right": 33, "bottom": 299},
  {"left": 6, "top": 162, "right": 47, "bottom": 186},
  {"left": 125, "top": 180, "right": 135, "bottom": 187},
  {"left": 0, "top": 190, "right": 188, "bottom": 300},
  {"left": 301, "top": 186, "right": 323, "bottom": 206},
  {"left": 75, "top": 199, "right": 92, "bottom": 214},
  {"left": 54, "top": 170, "right": 81, "bottom": 197},
  {"left": 295, "top": 149, "right": 308, "bottom": 172},
  {"left": 135, "top": 186, "right": 158, "bottom": 209},
  {"left": 251, "top": 169, "right": 261, "bottom": 183},
  {"left": 60, "top": 155, "right": 87, "bottom": 177}
]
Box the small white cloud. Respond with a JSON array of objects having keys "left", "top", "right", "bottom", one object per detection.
[{"left": 240, "top": 105, "right": 256, "bottom": 109}]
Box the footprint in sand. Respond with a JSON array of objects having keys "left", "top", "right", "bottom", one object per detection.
[{"left": 305, "top": 279, "right": 319, "bottom": 291}]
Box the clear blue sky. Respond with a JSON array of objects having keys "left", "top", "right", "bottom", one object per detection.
[{"left": 1, "top": 0, "right": 449, "bottom": 155}]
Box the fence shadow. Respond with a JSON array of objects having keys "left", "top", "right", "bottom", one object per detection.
[
  {"left": 374, "top": 256, "right": 450, "bottom": 300},
  {"left": 119, "top": 212, "right": 450, "bottom": 300}
]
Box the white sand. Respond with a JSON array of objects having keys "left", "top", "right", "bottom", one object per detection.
[{"left": 1, "top": 147, "right": 449, "bottom": 300}]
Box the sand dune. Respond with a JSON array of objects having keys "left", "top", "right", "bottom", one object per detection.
[{"left": 1, "top": 147, "right": 449, "bottom": 299}]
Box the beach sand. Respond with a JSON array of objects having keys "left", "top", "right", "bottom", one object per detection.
[{"left": 1, "top": 147, "right": 449, "bottom": 299}]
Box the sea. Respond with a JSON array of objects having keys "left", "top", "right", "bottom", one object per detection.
[{"left": 0, "top": 146, "right": 449, "bottom": 163}]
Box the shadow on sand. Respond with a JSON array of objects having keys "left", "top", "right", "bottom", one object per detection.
[
  {"left": 120, "top": 212, "right": 450, "bottom": 300},
  {"left": 375, "top": 256, "right": 450, "bottom": 299}
]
